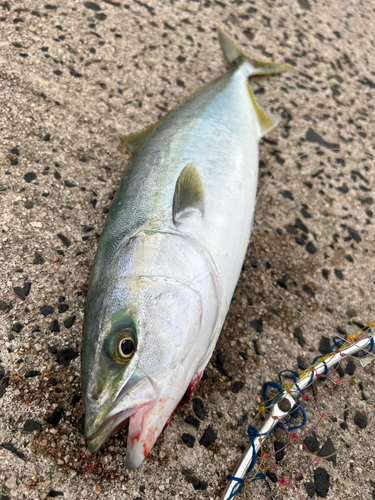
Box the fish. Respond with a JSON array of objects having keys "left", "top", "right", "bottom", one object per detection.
[{"left": 81, "top": 29, "right": 287, "bottom": 470}]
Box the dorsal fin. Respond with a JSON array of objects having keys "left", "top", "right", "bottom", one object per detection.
[
  {"left": 246, "top": 82, "right": 281, "bottom": 137},
  {"left": 120, "top": 110, "right": 173, "bottom": 155},
  {"left": 173, "top": 163, "right": 205, "bottom": 223}
]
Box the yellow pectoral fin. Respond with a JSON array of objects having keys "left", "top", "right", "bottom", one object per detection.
[{"left": 173, "top": 163, "right": 205, "bottom": 224}]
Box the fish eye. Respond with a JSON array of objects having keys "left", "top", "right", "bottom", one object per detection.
[{"left": 118, "top": 337, "right": 135, "bottom": 359}]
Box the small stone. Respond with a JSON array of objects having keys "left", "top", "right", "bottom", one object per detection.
[
  {"left": 184, "top": 475, "right": 208, "bottom": 491},
  {"left": 266, "top": 471, "right": 277, "bottom": 483},
  {"left": 63, "top": 316, "right": 76, "bottom": 328},
  {"left": 250, "top": 317, "right": 263, "bottom": 333},
  {"left": 319, "top": 336, "right": 331, "bottom": 355},
  {"left": 185, "top": 416, "right": 200, "bottom": 429},
  {"left": 12, "top": 322, "right": 24, "bottom": 333},
  {"left": 293, "top": 326, "right": 306, "bottom": 347},
  {"left": 181, "top": 433, "right": 195, "bottom": 448},
  {"left": 24, "top": 342, "right": 31, "bottom": 349},
  {"left": 297, "top": 356, "right": 308, "bottom": 370},
  {"left": 340, "top": 421, "right": 348, "bottom": 430},
  {"left": 345, "top": 360, "right": 356, "bottom": 375},
  {"left": 354, "top": 411, "right": 367, "bottom": 429},
  {"left": 13, "top": 286, "right": 25, "bottom": 300},
  {"left": 84, "top": 1, "right": 101, "bottom": 11},
  {"left": 305, "top": 481, "right": 316, "bottom": 498},
  {"left": 303, "top": 435, "right": 320, "bottom": 453},
  {"left": 306, "top": 241, "right": 316, "bottom": 254},
  {"left": 318, "top": 438, "right": 337, "bottom": 465},
  {"left": 192, "top": 397, "right": 205, "bottom": 420},
  {"left": 24, "top": 172, "right": 37, "bottom": 183},
  {"left": 93, "top": 485, "right": 101, "bottom": 494},
  {"left": 58, "top": 303, "right": 69, "bottom": 313},
  {"left": 0, "top": 299, "right": 10, "bottom": 311},
  {"left": 0, "top": 443, "right": 24, "bottom": 459},
  {"left": 50, "top": 319, "right": 60, "bottom": 333},
  {"left": 23, "top": 419, "right": 43, "bottom": 432},
  {"left": 232, "top": 381, "right": 243, "bottom": 393},
  {"left": 274, "top": 441, "right": 286, "bottom": 461},
  {"left": 199, "top": 425, "right": 217, "bottom": 447},
  {"left": 23, "top": 282, "right": 31, "bottom": 296},
  {"left": 57, "top": 348, "right": 78, "bottom": 367},
  {"left": 57, "top": 233, "right": 71, "bottom": 247},
  {"left": 46, "top": 407, "right": 63, "bottom": 427},
  {"left": 25, "top": 369, "right": 41, "bottom": 378},
  {"left": 48, "top": 491, "right": 64, "bottom": 497},
  {"left": 33, "top": 252, "right": 45, "bottom": 265},
  {"left": 40, "top": 305, "right": 54, "bottom": 317},
  {"left": 314, "top": 467, "right": 330, "bottom": 497},
  {"left": 4, "top": 475, "right": 17, "bottom": 490},
  {"left": 35, "top": 343, "right": 43, "bottom": 351}
]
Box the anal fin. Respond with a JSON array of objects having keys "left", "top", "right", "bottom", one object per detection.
[{"left": 247, "top": 82, "right": 281, "bottom": 137}]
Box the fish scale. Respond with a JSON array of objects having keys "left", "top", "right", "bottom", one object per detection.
[{"left": 81, "top": 29, "right": 287, "bottom": 470}]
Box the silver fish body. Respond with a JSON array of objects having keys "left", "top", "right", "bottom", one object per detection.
[{"left": 81, "top": 30, "right": 286, "bottom": 469}]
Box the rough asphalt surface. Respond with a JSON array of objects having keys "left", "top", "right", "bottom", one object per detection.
[{"left": 1, "top": 0, "right": 375, "bottom": 499}]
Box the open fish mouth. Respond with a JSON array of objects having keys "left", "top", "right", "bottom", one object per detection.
[{"left": 85, "top": 376, "right": 157, "bottom": 454}]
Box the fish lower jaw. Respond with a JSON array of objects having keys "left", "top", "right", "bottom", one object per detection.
[{"left": 86, "top": 410, "right": 129, "bottom": 453}]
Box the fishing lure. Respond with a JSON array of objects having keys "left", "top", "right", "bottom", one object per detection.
[
  {"left": 81, "top": 29, "right": 287, "bottom": 470},
  {"left": 221, "top": 324, "right": 375, "bottom": 499}
]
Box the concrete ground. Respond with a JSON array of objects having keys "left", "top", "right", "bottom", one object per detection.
[{"left": 0, "top": 0, "right": 374, "bottom": 499}]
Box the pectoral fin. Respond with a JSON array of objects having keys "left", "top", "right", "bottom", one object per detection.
[{"left": 173, "top": 163, "right": 205, "bottom": 223}]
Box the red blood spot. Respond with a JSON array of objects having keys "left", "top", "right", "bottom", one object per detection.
[
  {"left": 131, "top": 432, "right": 140, "bottom": 447},
  {"left": 164, "top": 370, "right": 203, "bottom": 428}
]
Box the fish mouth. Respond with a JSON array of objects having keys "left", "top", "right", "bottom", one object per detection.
[{"left": 85, "top": 376, "right": 157, "bottom": 453}]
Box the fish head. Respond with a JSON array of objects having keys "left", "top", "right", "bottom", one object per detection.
[{"left": 82, "top": 230, "right": 221, "bottom": 469}]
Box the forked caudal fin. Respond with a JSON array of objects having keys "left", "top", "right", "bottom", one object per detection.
[
  {"left": 219, "top": 28, "right": 289, "bottom": 76},
  {"left": 219, "top": 28, "right": 288, "bottom": 138}
]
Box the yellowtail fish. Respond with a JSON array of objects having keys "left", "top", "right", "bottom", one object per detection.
[{"left": 81, "top": 29, "right": 287, "bottom": 470}]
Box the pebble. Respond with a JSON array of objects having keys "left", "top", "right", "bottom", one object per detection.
[
  {"left": 319, "top": 336, "right": 331, "bottom": 354},
  {"left": 12, "top": 322, "right": 24, "bottom": 333},
  {"left": 345, "top": 360, "right": 356, "bottom": 375},
  {"left": 303, "top": 435, "right": 320, "bottom": 453},
  {"left": 185, "top": 415, "right": 200, "bottom": 429},
  {"left": 46, "top": 407, "right": 63, "bottom": 427},
  {"left": 199, "top": 425, "right": 217, "bottom": 447},
  {"left": 192, "top": 397, "right": 206, "bottom": 420},
  {"left": 274, "top": 441, "right": 286, "bottom": 461},
  {"left": 25, "top": 369, "right": 41, "bottom": 378},
  {"left": 57, "top": 233, "right": 71, "bottom": 247},
  {"left": 318, "top": 438, "right": 337, "bottom": 465},
  {"left": 13, "top": 286, "right": 25, "bottom": 300},
  {"left": 63, "top": 316, "right": 76, "bottom": 328},
  {"left": 57, "top": 348, "right": 78, "bottom": 367},
  {"left": 181, "top": 433, "right": 195, "bottom": 448},
  {"left": 93, "top": 485, "right": 101, "bottom": 494},
  {"left": 4, "top": 474, "right": 17, "bottom": 490},
  {"left": 305, "top": 481, "right": 316, "bottom": 497},
  {"left": 314, "top": 467, "right": 330, "bottom": 497},
  {"left": 232, "top": 381, "right": 243, "bottom": 393},
  {"left": 293, "top": 326, "right": 306, "bottom": 347},
  {"left": 40, "top": 305, "right": 54, "bottom": 317},
  {"left": 47, "top": 490, "right": 64, "bottom": 497},
  {"left": 184, "top": 474, "right": 208, "bottom": 491},
  {"left": 354, "top": 410, "right": 367, "bottom": 429},
  {"left": 23, "top": 419, "right": 43, "bottom": 432}
]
